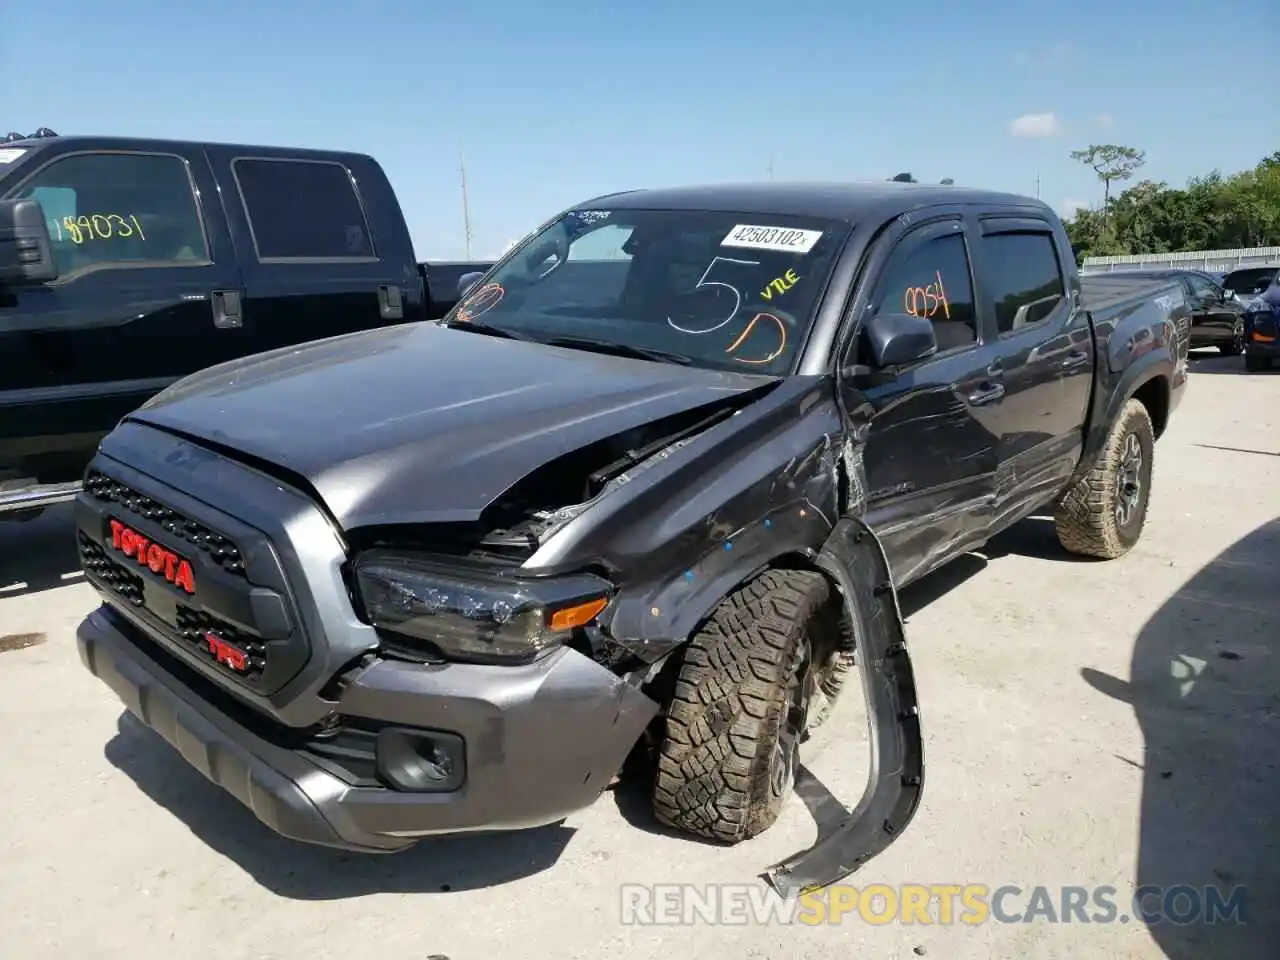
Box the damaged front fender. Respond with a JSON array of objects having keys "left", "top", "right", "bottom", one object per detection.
[{"left": 763, "top": 515, "right": 924, "bottom": 896}]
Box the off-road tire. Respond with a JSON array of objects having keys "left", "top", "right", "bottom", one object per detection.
[
  {"left": 1245, "top": 352, "right": 1270, "bottom": 372},
  {"left": 1054, "top": 398, "right": 1155, "bottom": 559},
  {"left": 652, "top": 568, "right": 829, "bottom": 844}
]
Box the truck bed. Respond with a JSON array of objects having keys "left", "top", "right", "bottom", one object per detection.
[{"left": 1080, "top": 274, "right": 1184, "bottom": 311}]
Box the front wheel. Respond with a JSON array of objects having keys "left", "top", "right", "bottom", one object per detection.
[
  {"left": 651, "top": 568, "right": 831, "bottom": 844},
  {"left": 1054, "top": 399, "right": 1155, "bottom": 559}
]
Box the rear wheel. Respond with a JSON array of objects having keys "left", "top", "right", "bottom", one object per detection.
[
  {"left": 1220, "top": 320, "right": 1245, "bottom": 355},
  {"left": 652, "top": 568, "right": 831, "bottom": 844},
  {"left": 1054, "top": 398, "right": 1155, "bottom": 559}
]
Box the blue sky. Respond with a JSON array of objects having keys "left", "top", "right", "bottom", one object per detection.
[{"left": 4, "top": 0, "right": 1275, "bottom": 260}]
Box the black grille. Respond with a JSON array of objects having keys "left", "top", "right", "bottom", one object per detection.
[
  {"left": 175, "top": 605, "right": 268, "bottom": 682},
  {"left": 78, "top": 533, "right": 144, "bottom": 606},
  {"left": 83, "top": 470, "right": 246, "bottom": 578},
  {"left": 1175, "top": 313, "right": 1191, "bottom": 352}
]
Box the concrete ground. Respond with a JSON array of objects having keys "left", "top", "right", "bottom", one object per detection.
[{"left": 2, "top": 350, "right": 1277, "bottom": 960}]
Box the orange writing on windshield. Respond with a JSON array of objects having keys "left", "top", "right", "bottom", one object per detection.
[
  {"left": 903, "top": 271, "right": 950, "bottom": 319},
  {"left": 725, "top": 312, "right": 787, "bottom": 365},
  {"left": 456, "top": 282, "right": 504, "bottom": 322}
]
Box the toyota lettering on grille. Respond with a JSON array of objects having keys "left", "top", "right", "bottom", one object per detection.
[{"left": 107, "top": 518, "right": 196, "bottom": 594}]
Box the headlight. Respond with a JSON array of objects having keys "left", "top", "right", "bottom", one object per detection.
[{"left": 353, "top": 550, "right": 612, "bottom": 664}]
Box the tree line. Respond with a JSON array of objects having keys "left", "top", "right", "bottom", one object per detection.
[{"left": 1063, "top": 145, "right": 1280, "bottom": 262}]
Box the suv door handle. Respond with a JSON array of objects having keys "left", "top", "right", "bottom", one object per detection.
[
  {"left": 211, "top": 289, "right": 242, "bottom": 330},
  {"left": 377, "top": 283, "right": 404, "bottom": 321},
  {"left": 967, "top": 382, "right": 1005, "bottom": 406},
  {"left": 1060, "top": 350, "right": 1089, "bottom": 370}
]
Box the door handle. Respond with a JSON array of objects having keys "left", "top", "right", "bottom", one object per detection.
[
  {"left": 1060, "top": 350, "right": 1089, "bottom": 370},
  {"left": 377, "top": 283, "right": 404, "bottom": 321},
  {"left": 967, "top": 382, "right": 1005, "bottom": 406},
  {"left": 211, "top": 289, "right": 242, "bottom": 330}
]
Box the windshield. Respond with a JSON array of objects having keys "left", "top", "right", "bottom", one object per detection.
[
  {"left": 446, "top": 207, "right": 850, "bottom": 375},
  {"left": 1223, "top": 267, "right": 1279, "bottom": 296}
]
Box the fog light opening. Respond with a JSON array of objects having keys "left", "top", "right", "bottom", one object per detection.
[{"left": 376, "top": 728, "right": 466, "bottom": 793}]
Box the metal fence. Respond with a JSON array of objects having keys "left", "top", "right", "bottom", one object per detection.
[{"left": 1080, "top": 246, "right": 1280, "bottom": 274}]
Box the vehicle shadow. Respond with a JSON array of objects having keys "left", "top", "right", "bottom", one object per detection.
[
  {"left": 1187, "top": 351, "right": 1269, "bottom": 375},
  {"left": 1081, "top": 516, "right": 1280, "bottom": 958},
  {"left": 981, "top": 514, "right": 1097, "bottom": 564},
  {"left": 0, "top": 504, "right": 84, "bottom": 597},
  {"left": 103, "top": 713, "right": 576, "bottom": 899}
]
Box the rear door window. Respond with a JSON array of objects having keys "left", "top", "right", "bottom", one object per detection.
[
  {"left": 8, "top": 152, "right": 208, "bottom": 276},
  {"left": 979, "top": 232, "right": 1067, "bottom": 334},
  {"left": 232, "top": 158, "right": 375, "bottom": 260}
]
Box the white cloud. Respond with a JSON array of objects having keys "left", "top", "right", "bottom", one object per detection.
[
  {"left": 1059, "top": 199, "right": 1091, "bottom": 218},
  {"left": 1096, "top": 112, "right": 1114, "bottom": 130},
  {"left": 1008, "top": 112, "right": 1064, "bottom": 138}
]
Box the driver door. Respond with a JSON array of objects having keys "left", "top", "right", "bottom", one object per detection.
[{"left": 838, "top": 217, "right": 1004, "bottom": 587}]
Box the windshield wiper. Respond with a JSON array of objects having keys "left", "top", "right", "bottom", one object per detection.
[
  {"left": 441, "top": 319, "right": 537, "bottom": 341},
  {"left": 541, "top": 336, "right": 695, "bottom": 365}
]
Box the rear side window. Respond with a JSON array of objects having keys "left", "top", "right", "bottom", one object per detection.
[
  {"left": 981, "top": 232, "right": 1067, "bottom": 334},
  {"left": 233, "top": 158, "right": 374, "bottom": 260},
  {"left": 10, "top": 152, "right": 207, "bottom": 276}
]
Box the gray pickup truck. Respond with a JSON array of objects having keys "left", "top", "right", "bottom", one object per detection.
[{"left": 71, "top": 182, "right": 1188, "bottom": 892}]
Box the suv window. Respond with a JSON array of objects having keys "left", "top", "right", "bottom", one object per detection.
[
  {"left": 10, "top": 152, "right": 207, "bottom": 276},
  {"left": 982, "top": 232, "right": 1066, "bottom": 334},
  {"left": 870, "top": 231, "right": 977, "bottom": 353},
  {"left": 1222, "top": 267, "right": 1279, "bottom": 296},
  {"left": 233, "top": 158, "right": 374, "bottom": 260}
]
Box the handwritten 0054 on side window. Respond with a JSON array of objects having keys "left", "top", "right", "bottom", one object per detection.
[{"left": 903, "top": 271, "right": 950, "bottom": 319}]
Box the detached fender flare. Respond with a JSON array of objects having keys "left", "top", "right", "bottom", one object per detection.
[{"left": 761, "top": 515, "right": 924, "bottom": 896}]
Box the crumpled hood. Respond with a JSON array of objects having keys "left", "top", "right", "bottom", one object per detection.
[{"left": 128, "top": 323, "right": 774, "bottom": 528}]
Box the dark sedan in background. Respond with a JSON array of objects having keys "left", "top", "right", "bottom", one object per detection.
[{"left": 1119, "top": 269, "right": 1247, "bottom": 355}]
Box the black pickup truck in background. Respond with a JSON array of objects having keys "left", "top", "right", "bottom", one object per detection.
[{"left": 0, "top": 133, "right": 492, "bottom": 517}]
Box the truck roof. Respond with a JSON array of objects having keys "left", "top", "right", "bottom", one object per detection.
[
  {"left": 1, "top": 134, "right": 374, "bottom": 164},
  {"left": 584, "top": 181, "right": 1054, "bottom": 223}
]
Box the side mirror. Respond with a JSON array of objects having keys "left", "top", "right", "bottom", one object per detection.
[
  {"left": 1223, "top": 289, "right": 1235, "bottom": 301},
  {"left": 863, "top": 311, "right": 938, "bottom": 368},
  {"left": 458, "top": 271, "right": 486, "bottom": 299},
  {"left": 0, "top": 197, "right": 57, "bottom": 286}
]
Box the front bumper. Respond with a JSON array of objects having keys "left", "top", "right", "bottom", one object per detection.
[
  {"left": 1245, "top": 334, "right": 1280, "bottom": 359},
  {"left": 79, "top": 604, "right": 658, "bottom": 853},
  {"left": 1245, "top": 310, "right": 1280, "bottom": 357}
]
